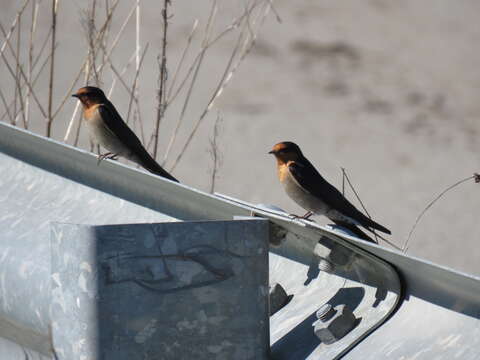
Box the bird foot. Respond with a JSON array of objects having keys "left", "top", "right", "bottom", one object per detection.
[
  {"left": 288, "top": 211, "right": 315, "bottom": 221},
  {"left": 97, "top": 152, "right": 118, "bottom": 165}
]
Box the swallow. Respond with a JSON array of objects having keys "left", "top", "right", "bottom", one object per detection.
[
  {"left": 72, "top": 86, "right": 178, "bottom": 182},
  {"left": 269, "top": 141, "right": 391, "bottom": 242}
]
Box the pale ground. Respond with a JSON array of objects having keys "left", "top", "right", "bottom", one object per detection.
[{"left": 1, "top": 1, "right": 479, "bottom": 275}]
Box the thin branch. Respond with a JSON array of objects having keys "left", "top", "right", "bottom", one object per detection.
[
  {"left": 169, "top": 0, "right": 270, "bottom": 172},
  {"left": 341, "top": 168, "right": 372, "bottom": 218},
  {"left": 24, "top": 0, "right": 39, "bottom": 128},
  {"left": 0, "top": 88, "right": 14, "bottom": 124},
  {"left": 126, "top": 42, "right": 148, "bottom": 125},
  {"left": 164, "top": 0, "right": 262, "bottom": 108},
  {"left": 403, "top": 173, "right": 479, "bottom": 253},
  {"left": 166, "top": 19, "right": 199, "bottom": 101},
  {"left": 14, "top": 9, "right": 23, "bottom": 126},
  {"left": 152, "top": 0, "right": 170, "bottom": 160},
  {"left": 46, "top": 0, "right": 58, "bottom": 137},
  {"left": 0, "top": 0, "right": 30, "bottom": 58},
  {"left": 208, "top": 112, "right": 223, "bottom": 193},
  {"left": 341, "top": 167, "right": 378, "bottom": 244},
  {"left": 51, "top": 0, "right": 120, "bottom": 120},
  {"left": 161, "top": 0, "right": 217, "bottom": 165},
  {"left": 1, "top": 42, "right": 53, "bottom": 123}
]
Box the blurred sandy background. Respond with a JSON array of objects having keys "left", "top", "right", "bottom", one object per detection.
[{"left": 1, "top": 1, "right": 479, "bottom": 275}]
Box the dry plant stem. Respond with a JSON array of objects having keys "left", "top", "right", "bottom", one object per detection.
[
  {"left": 126, "top": 43, "right": 149, "bottom": 127},
  {"left": 0, "top": 90, "right": 14, "bottom": 124},
  {"left": 46, "top": 0, "right": 58, "bottom": 137},
  {"left": 0, "top": 29, "right": 28, "bottom": 126},
  {"left": 1, "top": 43, "right": 53, "bottom": 122},
  {"left": 14, "top": 12, "right": 22, "bottom": 126},
  {"left": 87, "top": 0, "right": 99, "bottom": 85},
  {"left": 166, "top": 19, "right": 199, "bottom": 101},
  {"left": 1, "top": 44, "right": 54, "bottom": 123},
  {"left": 164, "top": 0, "right": 262, "bottom": 109},
  {"left": 341, "top": 168, "right": 378, "bottom": 244},
  {"left": 152, "top": 0, "right": 170, "bottom": 160},
  {"left": 100, "top": 44, "right": 138, "bottom": 101},
  {"left": 208, "top": 112, "right": 223, "bottom": 193},
  {"left": 161, "top": 1, "right": 217, "bottom": 165},
  {"left": 0, "top": 0, "right": 29, "bottom": 57},
  {"left": 107, "top": 51, "right": 137, "bottom": 97},
  {"left": 266, "top": 0, "right": 282, "bottom": 23},
  {"left": 25, "top": 0, "right": 39, "bottom": 128},
  {"left": 169, "top": 0, "right": 269, "bottom": 172},
  {"left": 0, "top": 24, "right": 51, "bottom": 124},
  {"left": 65, "top": 46, "right": 95, "bottom": 144},
  {"left": 52, "top": 0, "right": 120, "bottom": 121},
  {"left": 403, "top": 174, "right": 478, "bottom": 253},
  {"left": 0, "top": 1, "right": 31, "bottom": 125}
]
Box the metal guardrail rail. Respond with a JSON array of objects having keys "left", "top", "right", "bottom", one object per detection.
[{"left": 0, "top": 122, "right": 479, "bottom": 359}]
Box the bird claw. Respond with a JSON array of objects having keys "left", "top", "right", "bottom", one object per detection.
[
  {"left": 97, "top": 153, "right": 118, "bottom": 165},
  {"left": 288, "top": 211, "right": 315, "bottom": 221}
]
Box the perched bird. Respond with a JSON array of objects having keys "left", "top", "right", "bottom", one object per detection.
[
  {"left": 269, "top": 141, "right": 390, "bottom": 242},
  {"left": 72, "top": 86, "right": 178, "bottom": 182}
]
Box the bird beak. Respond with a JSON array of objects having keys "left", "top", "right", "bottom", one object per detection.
[
  {"left": 268, "top": 150, "right": 275, "bottom": 154},
  {"left": 71, "top": 94, "right": 79, "bottom": 98}
]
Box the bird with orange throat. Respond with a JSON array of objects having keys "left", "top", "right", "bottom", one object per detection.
[
  {"left": 72, "top": 86, "right": 178, "bottom": 182},
  {"left": 269, "top": 141, "right": 390, "bottom": 242}
]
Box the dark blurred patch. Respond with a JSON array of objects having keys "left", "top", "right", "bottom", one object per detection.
[
  {"left": 429, "top": 93, "right": 447, "bottom": 116},
  {"left": 290, "top": 40, "right": 361, "bottom": 68},
  {"left": 364, "top": 98, "right": 394, "bottom": 114},
  {"left": 252, "top": 39, "right": 278, "bottom": 58},
  {"left": 404, "top": 113, "right": 432, "bottom": 135},
  {"left": 369, "top": 0, "right": 397, "bottom": 11},
  {"left": 405, "top": 91, "right": 426, "bottom": 106},
  {"left": 324, "top": 80, "right": 350, "bottom": 96}
]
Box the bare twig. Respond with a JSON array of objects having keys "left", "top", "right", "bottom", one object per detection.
[
  {"left": 0, "top": 89, "right": 14, "bottom": 124},
  {"left": 1, "top": 41, "right": 53, "bottom": 123},
  {"left": 51, "top": 0, "right": 120, "bottom": 121},
  {"left": 166, "top": 19, "right": 199, "bottom": 101},
  {"left": 208, "top": 112, "right": 223, "bottom": 193},
  {"left": 164, "top": 0, "right": 263, "bottom": 108},
  {"left": 152, "top": 0, "right": 170, "bottom": 160},
  {"left": 403, "top": 173, "right": 479, "bottom": 253},
  {"left": 126, "top": 43, "right": 149, "bottom": 126},
  {"left": 46, "top": 0, "right": 58, "bottom": 137},
  {"left": 169, "top": 0, "right": 270, "bottom": 172},
  {"left": 341, "top": 167, "right": 378, "bottom": 244},
  {"left": 341, "top": 168, "right": 373, "bottom": 218},
  {"left": 14, "top": 8, "right": 23, "bottom": 126},
  {"left": 161, "top": 0, "right": 217, "bottom": 165},
  {"left": 1, "top": 41, "right": 54, "bottom": 123},
  {"left": 24, "top": 0, "right": 39, "bottom": 128}
]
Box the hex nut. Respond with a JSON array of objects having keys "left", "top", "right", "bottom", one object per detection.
[{"left": 313, "top": 304, "right": 356, "bottom": 344}]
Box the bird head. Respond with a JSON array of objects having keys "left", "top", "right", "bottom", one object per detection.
[
  {"left": 72, "top": 86, "right": 107, "bottom": 108},
  {"left": 269, "top": 141, "right": 303, "bottom": 163}
]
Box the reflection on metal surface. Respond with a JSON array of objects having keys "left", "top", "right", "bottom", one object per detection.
[{"left": 103, "top": 244, "right": 245, "bottom": 293}]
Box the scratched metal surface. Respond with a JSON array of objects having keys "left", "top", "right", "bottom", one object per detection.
[
  {"left": 0, "top": 150, "right": 175, "bottom": 355},
  {"left": 50, "top": 220, "right": 269, "bottom": 360}
]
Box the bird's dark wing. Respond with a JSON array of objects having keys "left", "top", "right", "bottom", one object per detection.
[
  {"left": 98, "top": 103, "right": 178, "bottom": 182},
  {"left": 288, "top": 159, "right": 390, "bottom": 234}
]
